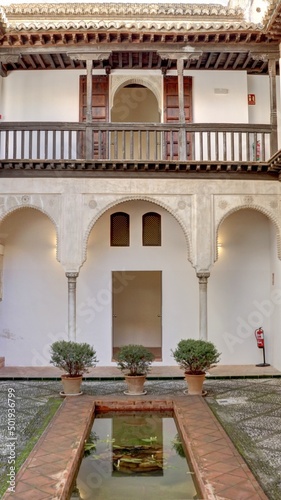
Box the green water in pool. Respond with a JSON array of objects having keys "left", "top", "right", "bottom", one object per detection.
[{"left": 72, "top": 412, "right": 200, "bottom": 499}]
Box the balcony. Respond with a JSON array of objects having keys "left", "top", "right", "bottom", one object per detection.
[{"left": 0, "top": 121, "right": 278, "bottom": 178}]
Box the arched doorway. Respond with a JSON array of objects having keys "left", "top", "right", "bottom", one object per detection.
[
  {"left": 209, "top": 208, "right": 279, "bottom": 367},
  {"left": 0, "top": 208, "right": 66, "bottom": 366}
]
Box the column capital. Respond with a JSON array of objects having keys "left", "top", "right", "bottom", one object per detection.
[
  {"left": 68, "top": 51, "right": 112, "bottom": 62},
  {"left": 196, "top": 272, "right": 210, "bottom": 284},
  {"left": 66, "top": 272, "right": 79, "bottom": 280}
]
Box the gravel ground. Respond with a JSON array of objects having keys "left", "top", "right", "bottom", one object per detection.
[{"left": 0, "top": 378, "right": 281, "bottom": 499}]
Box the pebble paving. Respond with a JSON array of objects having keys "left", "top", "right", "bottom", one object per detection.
[{"left": 205, "top": 378, "right": 281, "bottom": 500}]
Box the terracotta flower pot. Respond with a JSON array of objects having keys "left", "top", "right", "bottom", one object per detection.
[
  {"left": 184, "top": 372, "right": 206, "bottom": 395},
  {"left": 124, "top": 375, "right": 147, "bottom": 395},
  {"left": 61, "top": 375, "right": 83, "bottom": 396}
]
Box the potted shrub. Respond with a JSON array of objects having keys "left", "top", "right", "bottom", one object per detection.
[
  {"left": 116, "top": 344, "right": 155, "bottom": 395},
  {"left": 50, "top": 340, "right": 98, "bottom": 396},
  {"left": 172, "top": 339, "right": 220, "bottom": 395}
]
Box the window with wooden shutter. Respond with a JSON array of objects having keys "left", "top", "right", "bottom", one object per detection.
[
  {"left": 143, "top": 212, "right": 161, "bottom": 246},
  {"left": 111, "top": 212, "right": 130, "bottom": 246}
]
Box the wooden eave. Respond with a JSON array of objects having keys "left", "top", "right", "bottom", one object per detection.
[
  {"left": 0, "top": 2, "right": 280, "bottom": 75},
  {"left": 0, "top": 158, "right": 280, "bottom": 180}
]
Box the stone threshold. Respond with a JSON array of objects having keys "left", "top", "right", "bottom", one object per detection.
[{"left": 3, "top": 394, "right": 268, "bottom": 500}]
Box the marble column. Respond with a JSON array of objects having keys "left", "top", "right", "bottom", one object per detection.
[
  {"left": 197, "top": 272, "right": 210, "bottom": 341},
  {"left": 66, "top": 272, "right": 79, "bottom": 341}
]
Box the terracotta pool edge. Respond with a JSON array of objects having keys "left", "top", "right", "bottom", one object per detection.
[
  {"left": 56, "top": 398, "right": 96, "bottom": 500},
  {"left": 173, "top": 398, "right": 218, "bottom": 500},
  {"left": 173, "top": 396, "right": 268, "bottom": 500}
]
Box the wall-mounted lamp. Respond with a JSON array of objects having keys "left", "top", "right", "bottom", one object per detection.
[{"left": 217, "top": 242, "right": 223, "bottom": 255}]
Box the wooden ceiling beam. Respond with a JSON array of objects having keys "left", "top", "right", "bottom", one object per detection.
[
  {"left": 214, "top": 52, "right": 223, "bottom": 69},
  {"left": 223, "top": 53, "right": 233, "bottom": 70},
  {"left": 57, "top": 53, "right": 65, "bottom": 69},
  {"left": 18, "top": 57, "right": 27, "bottom": 69},
  {"left": 36, "top": 54, "right": 46, "bottom": 69},
  {"left": 233, "top": 53, "right": 241, "bottom": 69},
  {"left": 26, "top": 54, "right": 36, "bottom": 68},
  {"left": 47, "top": 54, "right": 56, "bottom": 69},
  {"left": 196, "top": 54, "right": 203, "bottom": 69},
  {"left": 205, "top": 53, "right": 213, "bottom": 69},
  {"left": 242, "top": 53, "right": 252, "bottom": 69},
  {"left": 0, "top": 62, "right": 7, "bottom": 77}
]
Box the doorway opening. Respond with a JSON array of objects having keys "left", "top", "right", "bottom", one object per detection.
[{"left": 112, "top": 271, "right": 162, "bottom": 361}]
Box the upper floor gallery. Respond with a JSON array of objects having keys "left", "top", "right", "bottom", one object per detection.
[{"left": 0, "top": 0, "right": 280, "bottom": 174}]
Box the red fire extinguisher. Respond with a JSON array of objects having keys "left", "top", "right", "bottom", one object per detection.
[
  {"left": 255, "top": 327, "right": 264, "bottom": 348},
  {"left": 254, "top": 327, "right": 270, "bottom": 367}
]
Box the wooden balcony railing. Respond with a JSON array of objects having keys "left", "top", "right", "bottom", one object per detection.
[{"left": 0, "top": 122, "right": 273, "bottom": 163}]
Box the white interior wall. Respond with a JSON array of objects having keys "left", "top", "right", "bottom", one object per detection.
[
  {"left": 0, "top": 208, "right": 67, "bottom": 366},
  {"left": 77, "top": 200, "right": 198, "bottom": 366},
  {"left": 209, "top": 209, "right": 274, "bottom": 365}
]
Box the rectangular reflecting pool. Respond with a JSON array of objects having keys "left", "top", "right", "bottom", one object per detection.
[{"left": 72, "top": 412, "right": 200, "bottom": 499}]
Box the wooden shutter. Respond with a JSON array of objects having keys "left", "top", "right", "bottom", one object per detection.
[
  {"left": 79, "top": 76, "right": 109, "bottom": 158},
  {"left": 163, "top": 76, "right": 192, "bottom": 159},
  {"left": 79, "top": 75, "right": 109, "bottom": 122}
]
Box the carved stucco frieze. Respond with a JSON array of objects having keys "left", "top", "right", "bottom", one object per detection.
[
  {"left": 0, "top": 194, "right": 61, "bottom": 232},
  {"left": 82, "top": 193, "right": 193, "bottom": 265}
]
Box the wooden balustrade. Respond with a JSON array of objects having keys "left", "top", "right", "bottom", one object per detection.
[{"left": 0, "top": 122, "right": 273, "bottom": 162}]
